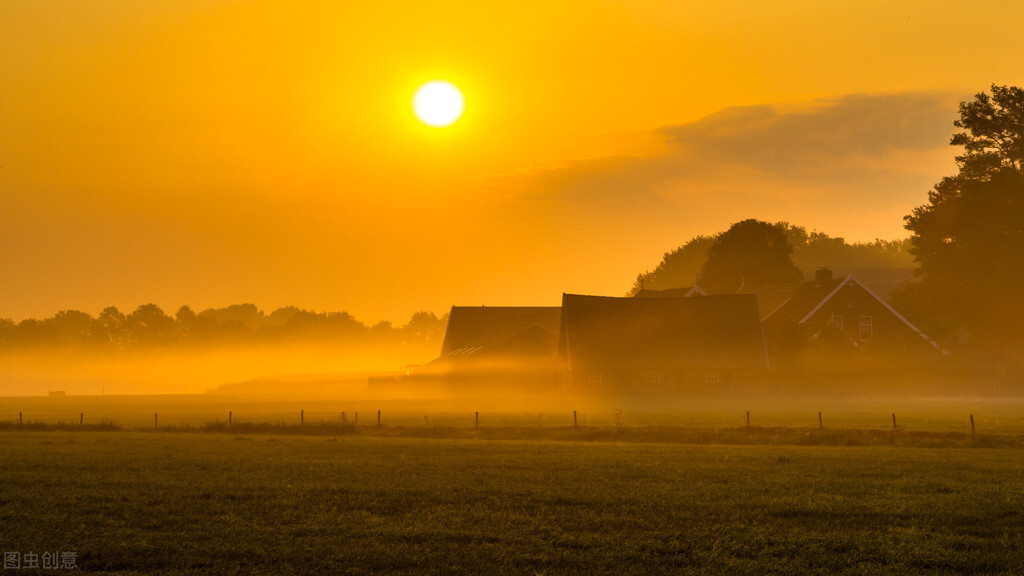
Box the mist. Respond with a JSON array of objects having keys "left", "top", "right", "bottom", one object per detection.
[{"left": 0, "top": 341, "right": 438, "bottom": 397}]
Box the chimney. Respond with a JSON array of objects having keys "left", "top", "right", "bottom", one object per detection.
[{"left": 815, "top": 267, "right": 833, "bottom": 285}]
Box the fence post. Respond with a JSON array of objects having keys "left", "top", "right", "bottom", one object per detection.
[
  {"left": 80, "top": 412, "right": 84, "bottom": 426},
  {"left": 891, "top": 413, "right": 897, "bottom": 430},
  {"left": 970, "top": 414, "right": 976, "bottom": 437},
  {"left": 745, "top": 411, "right": 750, "bottom": 427},
  {"left": 377, "top": 410, "right": 381, "bottom": 427},
  {"left": 818, "top": 411, "right": 823, "bottom": 429},
  {"left": 154, "top": 413, "right": 158, "bottom": 428},
  {"left": 229, "top": 411, "right": 232, "bottom": 426},
  {"left": 475, "top": 411, "right": 479, "bottom": 428},
  {"left": 573, "top": 410, "right": 578, "bottom": 428},
  {"left": 301, "top": 410, "right": 304, "bottom": 426},
  {"left": 19, "top": 412, "right": 22, "bottom": 425}
]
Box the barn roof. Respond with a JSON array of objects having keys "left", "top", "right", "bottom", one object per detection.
[
  {"left": 559, "top": 293, "right": 769, "bottom": 370},
  {"left": 439, "top": 306, "right": 562, "bottom": 358}
]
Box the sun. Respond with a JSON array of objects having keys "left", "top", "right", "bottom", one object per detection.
[{"left": 413, "top": 80, "right": 465, "bottom": 127}]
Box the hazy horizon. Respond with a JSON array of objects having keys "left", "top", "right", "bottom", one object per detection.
[{"left": 4, "top": 1, "right": 1023, "bottom": 325}]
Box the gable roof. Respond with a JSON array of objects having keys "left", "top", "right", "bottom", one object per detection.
[
  {"left": 761, "top": 274, "right": 940, "bottom": 350},
  {"left": 559, "top": 293, "right": 769, "bottom": 370},
  {"left": 440, "top": 306, "right": 562, "bottom": 358},
  {"left": 760, "top": 276, "right": 845, "bottom": 324}
]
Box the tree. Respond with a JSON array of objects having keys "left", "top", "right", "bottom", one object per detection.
[
  {"left": 948, "top": 84, "right": 1024, "bottom": 180},
  {"left": 631, "top": 222, "right": 911, "bottom": 296},
  {"left": 901, "top": 84, "right": 1024, "bottom": 353},
  {"left": 404, "top": 311, "right": 446, "bottom": 344},
  {"left": 630, "top": 235, "right": 716, "bottom": 294},
  {"left": 92, "top": 306, "right": 127, "bottom": 348},
  {"left": 125, "top": 304, "right": 176, "bottom": 346},
  {"left": 698, "top": 219, "right": 803, "bottom": 293},
  {"left": 175, "top": 305, "right": 198, "bottom": 343},
  {"left": 0, "top": 318, "right": 14, "bottom": 346},
  {"left": 46, "top": 310, "right": 93, "bottom": 345}
]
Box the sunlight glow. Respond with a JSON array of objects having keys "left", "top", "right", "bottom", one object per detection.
[{"left": 413, "top": 81, "right": 465, "bottom": 127}]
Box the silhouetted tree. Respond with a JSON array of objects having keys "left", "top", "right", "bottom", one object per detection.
[
  {"left": 0, "top": 318, "right": 14, "bottom": 345},
  {"left": 174, "top": 305, "right": 199, "bottom": 343},
  {"left": 125, "top": 304, "right": 176, "bottom": 346},
  {"left": 404, "top": 311, "right": 446, "bottom": 344},
  {"left": 900, "top": 85, "right": 1024, "bottom": 355},
  {"left": 0, "top": 302, "right": 448, "bottom": 351},
  {"left": 92, "top": 306, "right": 127, "bottom": 348},
  {"left": 631, "top": 235, "right": 716, "bottom": 294},
  {"left": 195, "top": 303, "right": 263, "bottom": 340},
  {"left": 261, "top": 306, "right": 300, "bottom": 339},
  {"left": 631, "top": 223, "right": 912, "bottom": 295},
  {"left": 200, "top": 303, "right": 264, "bottom": 330},
  {"left": 13, "top": 318, "right": 48, "bottom": 346},
  {"left": 949, "top": 84, "right": 1024, "bottom": 180},
  {"left": 369, "top": 320, "right": 399, "bottom": 343},
  {"left": 321, "top": 311, "right": 368, "bottom": 339},
  {"left": 780, "top": 223, "right": 913, "bottom": 272},
  {"left": 698, "top": 219, "right": 803, "bottom": 293},
  {"left": 46, "top": 310, "right": 93, "bottom": 345}
]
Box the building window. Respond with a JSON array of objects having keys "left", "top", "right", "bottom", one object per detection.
[
  {"left": 829, "top": 314, "right": 844, "bottom": 329},
  {"left": 587, "top": 372, "right": 602, "bottom": 384},
  {"left": 646, "top": 370, "right": 661, "bottom": 384},
  {"left": 705, "top": 371, "right": 721, "bottom": 385},
  {"left": 859, "top": 316, "right": 873, "bottom": 340}
]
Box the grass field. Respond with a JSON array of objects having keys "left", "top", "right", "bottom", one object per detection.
[{"left": 2, "top": 430, "right": 1023, "bottom": 575}]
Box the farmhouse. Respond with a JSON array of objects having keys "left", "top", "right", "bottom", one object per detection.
[
  {"left": 636, "top": 268, "right": 939, "bottom": 353},
  {"left": 413, "top": 306, "right": 561, "bottom": 391},
  {"left": 558, "top": 293, "right": 769, "bottom": 394},
  {"left": 406, "top": 267, "right": 937, "bottom": 396},
  {"left": 754, "top": 268, "right": 940, "bottom": 352}
]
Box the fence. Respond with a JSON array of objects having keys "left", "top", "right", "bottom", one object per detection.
[{"left": 2, "top": 407, "right": 1015, "bottom": 436}]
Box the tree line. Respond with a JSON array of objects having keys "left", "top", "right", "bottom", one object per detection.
[
  {"left": 631, "top": 223, "right": 912, "bottom": 295},
  {"left": 0, "top": 303, "right": 448, "bottom": 350},
  {"left": 633, "top": 84, "right": 1024, "bottom": 368}
]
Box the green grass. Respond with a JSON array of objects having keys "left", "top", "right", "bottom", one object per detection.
[
  {"left": 1, "top": 432, "right": 1022, "bottom": 574},
  {"left": 6, "top": 418, "right": 1024, "bottom": 449}
]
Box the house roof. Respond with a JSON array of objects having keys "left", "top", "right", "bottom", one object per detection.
[
  {"left": 760, "top": 274, "right": 940, "bottom": 350},
  {"left": 439, "top": 306, "right": 562, "bottom": 358},
  {"left": 760, "top": 276, "right": 845, "bottom": 324},
  {"left": 559, "top": 293, "right": 769, "bottom": 370},
  {"left": 735, "top": 282, "right": 804, "bottom": 319}
]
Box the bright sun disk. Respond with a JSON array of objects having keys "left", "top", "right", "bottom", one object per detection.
[{"left": 413, "top": 81, "right": 464, "bottom": 127}]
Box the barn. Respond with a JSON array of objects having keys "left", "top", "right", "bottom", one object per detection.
[
  {"left": 412, "top": 306, "right": 561, "bottom": 392},
  {"left": 558, "top": 293, "right": 769, "bottom": 394}
]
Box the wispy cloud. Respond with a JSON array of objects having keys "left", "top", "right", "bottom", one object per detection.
[{"left": 507, "top": 92, "right": 959, "bottom": 205}]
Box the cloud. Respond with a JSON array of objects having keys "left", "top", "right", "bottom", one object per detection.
[{"left": 509, "top": 92, "right": 960, "bottom": 205}]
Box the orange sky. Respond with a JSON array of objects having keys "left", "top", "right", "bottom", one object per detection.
[{"left": 2, "top": 0, "right": 1023, "bottom": 325}]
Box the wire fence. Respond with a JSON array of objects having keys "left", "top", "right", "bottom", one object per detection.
[{"left": 3, "top": 406, "right": 1023, "bottom": 436}]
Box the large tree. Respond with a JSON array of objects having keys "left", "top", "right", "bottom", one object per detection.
[
  {"left": 630, "top": 234, "right": 717, "bottom": 294},
  {"left": 901, "top": 84, "right": 1024, "bottom": 351},
  {"left": 698, "top": 219, "right": 803, "bottom": 293},
  {"left": 631, "top": 222, "right": 912, "bottom": 295}
]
